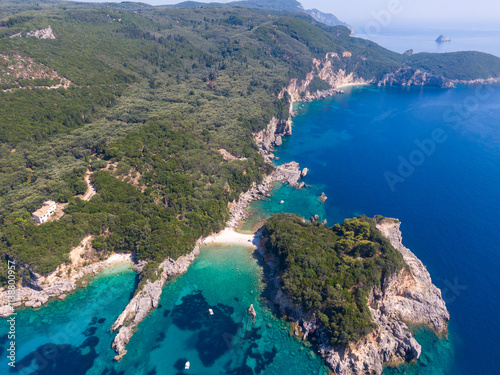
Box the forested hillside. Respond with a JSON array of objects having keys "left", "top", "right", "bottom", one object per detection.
[{"left": 0, "top": 0, "right": 499, "bottom": 285}]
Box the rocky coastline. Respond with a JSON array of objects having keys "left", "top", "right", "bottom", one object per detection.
[
  {"left": 226, "top": 161, "right": 308, "bottom": 229},
  {"left": 280, "top": 50, "right": 500, "bottom": 96},
  {"left": 0, "top": 235, "right": 133, "bottom": 318},
  {"left": 109, "top": 113, "right": 310, "bottom": 360},
  {"left": 0, "top": 105, "right": 308, "bottom": 361},
  {"left": 259, "top": 218, "right": 449, "bottom": 375},
  {"left": 297, "top": 87, "right": 345, "bottom": 103},
  {"left": 452, "top": 76, "right": 500, "bottom": 85},
  {"left": 110, "top": 239, "right": 203, "bottom": 361},
  {"left": 377, "top": 67, "right": 455, "bottom": 88}
]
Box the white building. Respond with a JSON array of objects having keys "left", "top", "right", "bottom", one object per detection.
[{"left": 31, "top": 201, "right": 57, "bottom": 224}]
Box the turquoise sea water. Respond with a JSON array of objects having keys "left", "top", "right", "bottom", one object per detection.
[
  {"left": 0, "top": 246, "right": 329, "bottom": 375},
  {"left": 2, "top": 84, "right": 500, "bottom": 374}
]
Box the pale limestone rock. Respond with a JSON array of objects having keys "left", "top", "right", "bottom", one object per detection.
[
  {"left": 26, "top": 25, "right": 56, "bottom": 39},
  {"left": 0, "top": 242, "right": 133, "bottom": 318},
  {"left": 110, "top": 241, "right": 202, "bottom": 361},
  {"left": 248, "top": 304, "right": 257, "bottom": 319}
]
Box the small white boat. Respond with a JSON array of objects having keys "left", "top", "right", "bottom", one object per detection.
[
  {"left": 185, "top": 361, "right": 190, "bottom": 370},
  {"left": 280, "top": 200, "right": 284, "bottom": 204},
  {"left": 208, "top": 309, "right": 214, "bottom": 315}
]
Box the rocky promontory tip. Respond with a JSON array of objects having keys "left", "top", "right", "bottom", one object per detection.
[
  {"left": 0, "top": 236, "right": 133, "bottom": 318},
  {"left": 111, "top": 240, "right": 202, "bottom": 361}
]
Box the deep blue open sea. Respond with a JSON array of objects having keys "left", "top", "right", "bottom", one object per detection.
[
  {"left": 1, "top": 84, "right": 500, "bottom": 374},
  {"left": 274, "top": 84, "right": 500, "bottom": 374}
]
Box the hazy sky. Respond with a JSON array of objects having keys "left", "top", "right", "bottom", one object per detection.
[
  {"left": 301, "top": 0, "right": 500, "bottom": 28},
  {"left": 73, "top": 0, "right": 500, "bottom": 29}
]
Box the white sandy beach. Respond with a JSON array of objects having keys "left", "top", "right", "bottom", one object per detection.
[
  {"left": 105, "top": 253, "right": 134, "bottom": 265},
  {"left": 203, "top": 228, "right": 260, "bottom": 248}
]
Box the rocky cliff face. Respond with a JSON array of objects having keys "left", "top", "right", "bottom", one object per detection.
[
  {"left": 257, "top": 51, "right": 469, "bottom": 165},
  {"left": 253, "top": 116, "right": 292, "bottom": 163},
  {"left": 253, "top": 54, "right": 363, "bottom": 161},
  {"left": 378, "top": 67, "right": 455, "bottom": 88},
  {"left": 280, "top": 53, "right": 370, "bottom": 103},
  {"left": 452, "top": 77, "right": 500, "bottom": 85},
  {"left": 374, "top": 220, "right": 449, "bottom": 334},
  {"left": 264, "top": 218, "right": 449, "bottom": 375},
  {"left": 279, "top": 52, "right": 461, "bottom": 106}
]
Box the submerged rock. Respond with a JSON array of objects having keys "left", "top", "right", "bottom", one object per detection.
[
  {"left": 319, "top": 192, "right": 327, "bottom": 202},
  {"left": 310, "top": 215, "right": 320, "bottom": 222}
]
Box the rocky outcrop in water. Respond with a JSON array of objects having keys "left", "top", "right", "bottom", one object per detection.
[
  {"left": 110, "top": 240, "right": 203, "bottom": 361},
  {"left": 262, "top": 218, "right": 449, "bottom": 375},
  {"left": 436, "top": 35, "right": 451, "bottom": 43},
  {"left": 248, "top": 304, "right": 257, "bottom": 319}
]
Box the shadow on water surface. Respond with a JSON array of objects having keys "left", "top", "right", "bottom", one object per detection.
[
  {"left": 11, "top": 336, "right": 99, "bottom": 375},
  {"left": 171, "top": 291, "right": 239, "bottom": 367}
]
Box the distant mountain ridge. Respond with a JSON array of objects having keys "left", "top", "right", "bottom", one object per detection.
[{"left": 169, "top": 0, "right": 350, "bottom": 28}]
